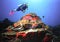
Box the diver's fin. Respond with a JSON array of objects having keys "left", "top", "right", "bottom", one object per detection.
[{"left": 9, "top": 10, "right": 15, "bottom": 15}]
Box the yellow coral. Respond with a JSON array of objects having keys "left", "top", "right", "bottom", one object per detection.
[
  {"left": 20, "top": 20, "right": 29, "bottom": 24},
  {"left": 45, "top": 25, "right": 49, "bottom": 30}
]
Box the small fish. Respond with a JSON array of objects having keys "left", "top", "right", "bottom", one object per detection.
[
  {"left": 42, "top": 16, "right": 45, "bottom": 18},
  {"left": 9, "top": 3, "right": 28, "bottom": 15}
]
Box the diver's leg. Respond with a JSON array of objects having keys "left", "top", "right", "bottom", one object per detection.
[{"left": 22, "top": 10, "right": 25, "bottom": 13}]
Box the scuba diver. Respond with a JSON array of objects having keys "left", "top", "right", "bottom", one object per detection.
[{"left": 9, "top": 3, "right": 28, "bottom": 15}]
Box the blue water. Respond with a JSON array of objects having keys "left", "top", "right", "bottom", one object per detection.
[{"left": 0, "top": 0, "right": 60, "bottom": 26}]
